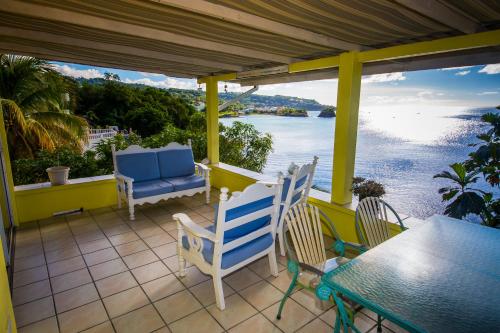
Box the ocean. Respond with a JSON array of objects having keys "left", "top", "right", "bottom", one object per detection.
[{"left": 221, "top": 106, "right": 498, "bottom": 219}]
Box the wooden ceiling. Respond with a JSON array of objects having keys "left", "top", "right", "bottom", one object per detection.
[{"left": 0, "top": 0, "right": 499, "bottom": 82}]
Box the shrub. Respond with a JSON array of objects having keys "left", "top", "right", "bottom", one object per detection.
[
  {"left": 12, "top": 148, "right": 103, "bottom": 185},
  {"left": 352, "top": 177, "right": 386, "bottom": 201}
]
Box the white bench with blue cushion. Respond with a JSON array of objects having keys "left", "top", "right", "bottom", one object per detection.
[
  {"left": 174, "top": 177, "right": 284, "bottom": 310},
  {"left": 112, "top": 141, "right": 210, "bottom": 220}
]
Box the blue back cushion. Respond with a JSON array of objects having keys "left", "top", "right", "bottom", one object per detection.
[
  {"left": 223, "top": 196, "right": 274, "bottom": 241},
  {"left": 281, "top": 175, "right": 307, "bottom": 202},
  {"left": 157, "top": 149, "right": 195, "bottom": 178},
  {"left": 116, "top": 152, "right": 160, "bottom": 182}
]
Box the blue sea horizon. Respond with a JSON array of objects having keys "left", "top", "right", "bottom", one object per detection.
[{"left": 221, "top": 106, "right": 499, "bottom": 219}]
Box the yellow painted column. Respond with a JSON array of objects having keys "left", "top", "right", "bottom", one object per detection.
[
  {"left": 331, "top": 52, "right": 362, "bottom": 204},
  {"left": 205, "top": 77, "right": 219, "bottom": 164}
]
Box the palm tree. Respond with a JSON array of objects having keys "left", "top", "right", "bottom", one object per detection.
[
  {"left": 434, "top": 162, "right": 486, "bottom": 220},
  {"left": 0, "top": 54, "right": 88, "bottom": 158}
]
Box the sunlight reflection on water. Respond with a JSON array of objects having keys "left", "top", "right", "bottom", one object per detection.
[{"left": 221, "top": 106, "right": 497, "bottom": 218}]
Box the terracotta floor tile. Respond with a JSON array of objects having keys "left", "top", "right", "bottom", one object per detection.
[
  {"left": 12, "top": 279, "right": 52, "bottom": 306},
  {"left": 189, "top": 279, "right": 235, "bottom": 306},
  {"left": 122, "top": 249, "right": 158, "bottom": 269},
  {"left": 261, "top": 299, "right": 316, "bottom": 333},
  {"left": 81, "top": 321, "right": 115, "bottom": 333},
  {"left": 319, "top": 307, "right": 337, "bottom": 327},
  {"left": 95, "top": 271, "right": 138, "bottom": 298},
  {"left": 58, "top": 300, "right": 108, "bottom": 333},
  {"left": 13, "top": 265, "right": 48, "bottom": 288},
  {"left": 54, "top": 283, "right": 100, "bottom": 313},
  {"left": 48, "top": 256, "right": 86, "bottom": 277},
  {"left": 112, "top": 304, "right": 164, "bottom": 333},
  {"left": 74, "top": 230, "right": 105, "bottom": 245},
  {"left": 143, "top": 233, "right": 175, "bottom": 248},
  {"left": 131, "top": 260, "right": 169, "bottom": 284},
  {"left": 44, "top": 238, "right": 77, "bottom": 253},
  {"left": 71, "top": 223, "right": 101, "bottom": 236},
  {"left": 223, "top": 268, "right": 262, "bottom": 291},
  {"left": 142, "top": 274, "right": 185, "bottom": 302},
  {"left": 239, "top": 280, "right": 284, "bottom": 311},
  {"left": 291, "top": 289, "right": 332, "bottom": 316},
  {"left": 84, "top": 247, "right": 119, "bottom": 266},
  {"left": 14, "top": 254, "right": 46, "bottom": 272},
  {"left": 162, "top": 256, "right": 191, "bottom": 273},
  {"left": 266, "top": 271, "right": 301, "bottom": 293},
  {"left": 17, "top": 316, "right": 59, "bottom": 333},
  {"left": 102, "top": 223, "right": 132, "bottom": 237},
  {"left": 154, "top": 289, "right": 202, "bottom": 323},
  {"left": 169, "top": 309, "right": 223, "bottom": 333},
  {"left": 248, "top": 257, "right": 286, "bottom": 278},
  {"left": 109, "top": 231, "right": 140, "bottom": 246},
  {"left": 89, "top": 258, "right": 128, "bottom": 281},
  {"left": 15, "top": 243, "right": 44, "bottom": 259},
  {"left": 228, "top": 313, "right": 281, "bottom": 333},
  {"left": 51, "top": 268, "right": 92, "bottom": 294},
  {"left": 175, "top": 265, "right": 211, "bottom": 288},
  {"left": 151, "top": 242, "right": 177, "bottom": 259},
  {"left": 136, "top": 226, "right": 164, "bottom": 239},
  {"left": 296, "top": 318, "right": 332, "bottom": 333},
  {"left": 206, "top": 294, "right": 258, "bottom": 330},
  {"left": 80, "top": 238, "right": 112, "bottom": 254},
  {"left": 114, "top": 239, "right": 148, "bottom": 256},
  {"left": 14, "top": 296, "right": 55, "bottom": 327},
  {"left": 45, "top": 246, "right": 81, "bottom": 264},
  {"left": 103, "top": 286, "right": 150, "bottom": 318}
]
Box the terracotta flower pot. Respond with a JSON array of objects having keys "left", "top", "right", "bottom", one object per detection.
[{"left": 46, "top": 166, "right": 70, "bottom": 186}]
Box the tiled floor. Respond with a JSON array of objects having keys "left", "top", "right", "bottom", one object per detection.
[{"left": 12, "top": 191, "right": 407, "bottom": 333}]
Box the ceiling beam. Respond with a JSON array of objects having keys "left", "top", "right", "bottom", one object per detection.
[
  {"left": 0, "top": 42, "right": 202, "bottom": 78},
  {"left": 0, "top": 27, "right": 243, "bottom": 72},
  {"left": 151, "top": 0, "right": 362, "bottom": 51},
  {"left": 0, "top": 0, "right": 294, "bottom": 64},
  {"left": 394, "top": 0, "right": 481, "bottom": 34}
]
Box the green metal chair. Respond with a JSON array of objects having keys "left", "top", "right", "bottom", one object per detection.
[{"left": 276, "top": 203, "right": 379, "bottom": 332}]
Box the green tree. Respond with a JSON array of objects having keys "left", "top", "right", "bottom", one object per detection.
[
  {"left": 124, "top": 106, "right": 167, "bottom": 137},
  {"left": 434, "top": 112, "right": 499, "bottom": 226},
  {"left": 0, "top": 55, "right": 88, "bottom": 158}
]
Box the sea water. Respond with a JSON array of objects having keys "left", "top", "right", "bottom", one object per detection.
[{"left": 221, "top": 106, "right": 498, "bottom": 218}]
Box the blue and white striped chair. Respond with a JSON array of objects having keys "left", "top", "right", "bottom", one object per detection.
[
  {"left": 276, "top": 157, "right": 318, "bottom": 256},
  {"left": 174, "top": 177, "right": 284, "bottom": 310}
]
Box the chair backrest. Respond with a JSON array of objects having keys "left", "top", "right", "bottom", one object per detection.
[
  {"left": 355, "top": 197, "right": 404, "bottom": 248},
  {"left": 284, "top": 203, "right": 326, "bottom": 266},
  {"left": 112, "top": 140, "right": 195, "bottom": 180},
  {"left": 213, "top": 177, "right": 283, "bottom": 262},
  {"left": 281, "top": 156, "right": 318, "bottom": 214}
]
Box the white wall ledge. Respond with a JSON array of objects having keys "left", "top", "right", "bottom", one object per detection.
[{"left": 15, "top": 174, "right": 115, "bottom": 192}]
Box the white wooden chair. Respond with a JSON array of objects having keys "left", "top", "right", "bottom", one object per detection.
[
  {"left": 276, "top": 156, "right": 318, "bottom": 256},
  {"left": 174, "top": 177, "right": 284, "bottom": 310},
  {"left": 355, "top": 197, "right": 406, "bottom": 249}
]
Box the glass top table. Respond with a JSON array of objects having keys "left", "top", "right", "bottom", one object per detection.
[{"left": 320, "top": 215, "right": 500, "bottom": 333}]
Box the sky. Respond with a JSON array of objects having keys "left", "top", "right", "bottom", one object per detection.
[{"left": 52, "top": 61, "right": 500, "bottom": 109}]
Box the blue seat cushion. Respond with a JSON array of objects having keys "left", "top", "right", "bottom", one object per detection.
[
  {"left": 116, "top": 152, "right": 160, "bottom": 182},
  {"left": 182, "top": 232, "right": 273, "bottom": 269},
  {"left": 131, "top": 179, "right": 174, "bottom": 199},
  {"left": 164, "top": 175, "right": 205, "bottom": 191},
  {"left": 157, "top": 149, "right": 195, "bottom": 178}
]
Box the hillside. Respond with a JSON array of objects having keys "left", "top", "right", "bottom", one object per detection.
[{"left": 75, "top": 78, "right": 330, "bottom": 110}]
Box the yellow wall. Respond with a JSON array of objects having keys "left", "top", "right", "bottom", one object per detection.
[
  {"left": 0, "top": 243, "right": 15, "bottom": 333},
  {"left": 15, "top": 178, "right": 117, "bottom": 224}
]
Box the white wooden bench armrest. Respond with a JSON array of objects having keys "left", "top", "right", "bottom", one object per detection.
[
  {"left": 115, "top": 173, "right": 134, "bottom": 183},
  {"left": 173, "top": 213, "right": 217, "bottom": 242},
  {"left": 257, "top": 180, "right": 280, "bottom": 186},
  {"left": 194, "top": 163, "right": 211, "bottom": 171}
]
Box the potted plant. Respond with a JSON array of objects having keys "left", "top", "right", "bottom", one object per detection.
[
  {"left": 46, "top": 151, "right": 70, "bottom": 186},
  {"left": 352, "top": 177, "right": 385, "bottom": 201}
]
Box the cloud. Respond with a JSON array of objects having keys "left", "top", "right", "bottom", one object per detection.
[
  {"left": 51, "top": 64, "right": 104, "bottom": 79},
  {"left": 123, "top": 77, "right": 196, "bottom": 90},
  {"left": 455, "top": 70, "right": 470, "bottom": 76},
  {"left": 362, "top": 72, "right": 406, "bottom": 84},
  {"left": 439, "top": 66, "right": 473, "bottom": 71},
  {"left": 139, "top": 72, "right": 164, "bottom": 78},
  {"left": 478, "top": 64, "right": 500, "bottom": 75},
  {"left": 477, "top": 91, "right": 498, "bottom": 95}
]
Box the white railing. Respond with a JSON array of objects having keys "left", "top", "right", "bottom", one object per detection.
[{"left": 85, "top": 128, "right": 118, "bottom": 150}]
